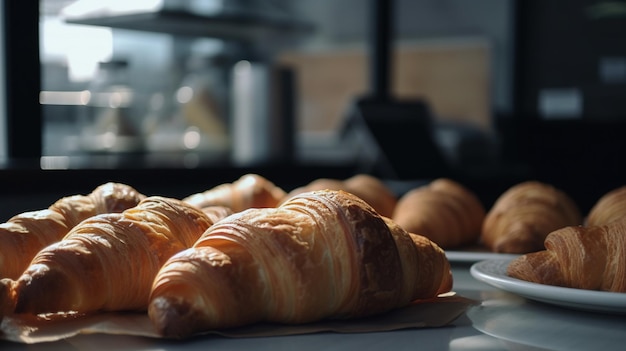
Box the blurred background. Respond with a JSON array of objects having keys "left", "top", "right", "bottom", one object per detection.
[{"left": 0, "top": 0, "right": 625, "bottom": 219}]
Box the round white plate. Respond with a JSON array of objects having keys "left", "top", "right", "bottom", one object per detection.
[
  {"left": 470, "top": 259, "right": 626, "bottom": 313},
  {"left": 445, "top": 251, "right": 519, "bottom": 264}
]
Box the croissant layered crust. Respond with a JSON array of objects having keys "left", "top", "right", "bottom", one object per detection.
[
  {"left": 148, "top": 190, "right": 452, "bottom": 338},
  {"left": 481, "top": 181, "right": 582, "bottom": 253},
  {"left": 586, "top": 186, "right": 626, "bottom": 226},
  {"left": 392, "top": 178, "right": 485, "bottom": 249},
  {"left": 4, "top": 196, "right": 214, "bottom": 316},
  {"left": 48, "top": 182, "right": 146, "bottom": 228},
  {"left": 284, "top": 174, "right": 397, "bottom": 218},
  {"left": 183, "top": 173, "right": 287, "bottom": 213},
  {"left": 0, "top": 182, "right": 145, "bottom": 280},
  {"left": 507, "top": 220, "right": 626, "bottom": 292}
]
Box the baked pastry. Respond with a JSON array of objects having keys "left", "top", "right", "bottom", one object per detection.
[
  {"left": 285, "top": 174, "right": 397, "bottom": 218},
  {"left": 343, "top": 174, "right": 398, "bottom": 217},
  {"left": 2, "top": 196, "right": 214, "bottom": 316},
  {"left": 199, "top": 206, "right": 234, "bottom": 223},
  {"left": 183, "top": 174, "right": 287, "bottom": 213},
  {"left": 392, "top": 178, "right": 485, "bottom": 249},
  {"left": 0, "top": 182, "right": 145, "bottom": 280},
  {"left": 148, "top": 190, "right": 452, "bottom": 338},
  {"left": 507, "top": 220, "right": 626, "bottom": 292},
  {"left": 481, "top": 181, "right": 582, "bottom": 253},
  {"left": 587, "top": 186, "right": 626, "bottom": 226}
]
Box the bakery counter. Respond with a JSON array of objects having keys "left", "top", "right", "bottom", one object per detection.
[
  {"left": 2, "top": 167, "right": 625, "bottom": 351},
  {"left": 3, "top": 262, "right": 625, "bottom": 351}
]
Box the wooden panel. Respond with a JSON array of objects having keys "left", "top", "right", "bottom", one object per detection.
[{"left": 278, "top": 39, "right": 491, "bottom": 134}]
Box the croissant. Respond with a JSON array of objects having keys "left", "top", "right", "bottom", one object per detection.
[
  {"left": 392, "top": 178, "right": 485, "bottom": 249},
  {"left": 0, "top": 182, "right": 145, "bottom": 280},
  {"left": 148, "top": 189, "right": 452, "bottom": 338},
  {"left": 285, "top": 174, "right": 397, "bottom": 218},
  {"left": 200, "top": 205, "right": 234, "bottom": 223},
  {"left": 481, "top": 181, "right": 582, "bottom": 254},
  {"left": 183, "top": 173, "right": 287, "bottom": 213},
  {"left": 2, "top": 196, "right": 214, "bottom": 317},
  {"left": 507, "top": 220, "right": 626, "bottom": 292},
  {"left": 586, "top": 186, "right": 626, "bottom": 226}
]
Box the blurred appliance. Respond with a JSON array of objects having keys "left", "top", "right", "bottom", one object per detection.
[
  {"left": 345, "top": 0, "right": 448, "bottom": 180},
  {"left": 231, "top": 60, "right": 295, "bottom": 165},
  {"left": 515, "top": 0, "right": 626, "bottom": 121}
]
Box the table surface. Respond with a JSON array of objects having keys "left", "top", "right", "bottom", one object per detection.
[{"left": 2, "top": 261, "right": 626, "bottom": 351}]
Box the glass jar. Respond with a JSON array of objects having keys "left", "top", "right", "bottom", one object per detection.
[
  {"left": 170, "top": 54, "right": 231, "bottom": 158},
  {"left": 79, "top": 59, "right": 143, "bottom": 153}
]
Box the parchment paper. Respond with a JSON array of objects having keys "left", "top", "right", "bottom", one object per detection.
[{"left": 1, "top": 293, "right": 476, "bottom": 344}]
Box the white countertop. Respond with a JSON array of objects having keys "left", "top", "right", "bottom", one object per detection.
[{"left": 2, "top": 262, "right": 625, "bottom": 351}]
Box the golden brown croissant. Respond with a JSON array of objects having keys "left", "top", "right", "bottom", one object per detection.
[
  {"left": 392, "top": 178, "right": 485, "bottom": 249},
  {"left": 148, "top": 190, "right": 452, "bottom": 338},
  {"left": 586, "top": 186, "right": 626, "bottom": 226},
  {"left": 481, "top": 181, "right": 582, "bottom": 254},
  {"left": 507, "top": 220, "right": 626, "bottom": 292},
  {"left": 2, "top": 196, "right": 214, "bottom": 316},
  {"left": 200, "top": 205, "right": 234, "bottom": 223},
  {"left": 0, "top": 182, "right": 145, "bottom": 280},
  {"left": 343, "top": 174, "right": 398, "bottom": 217},
  {"left": 285, "top": 174, "right": 397, "bottom": 218},
  {"left": 183, "top": 173, "right": 287, "bottom": 212}
]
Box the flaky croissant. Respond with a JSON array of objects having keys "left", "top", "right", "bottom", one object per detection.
[
  {"left": 2, "top": 196, "right": 214, "bottom": 317},
  {"left": 148, "top": 190, "right": 452, "bottom": 338},
  {"left": 199, "top": 205, "right": 234, "bottom": 223},
  {"left": 183, "top": 173, "right": 287, "bottom": 213},
  {"left": 481, "top": 181, "right": 582, "bottom": 253},
  {"left": 507, "top": 220, "right": 626, "bottom": 292},
  {"left": 0, "top": 182, "right": 145, "bottom": 280},
  {"left": 392, "top": 178, "right": 485, "bottom": 249},
  {"left": 586, "top": 186, "right": 626, "bottom": 226},
  {"left": 285, "top": 174, "right": 397, "bottom": 218}
]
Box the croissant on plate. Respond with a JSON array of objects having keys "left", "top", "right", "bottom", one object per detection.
[
  {"left": 586, "top": 186, "right": 626, "bottom": 226},
  {"left": 0, "top": 182, "right": 145, "bottom": 280},
  {"left": 183, "top": 173, "right": 287, "bottom": 213},
  {"left": 392, "top": 178, "right": 485, "bottom": 249},
  {"left": 285, "top": 174, "right": 397, "bottom": 218},
  {"left": 1, "top": 196, "right": 214, "bottom": 317},
  {"left": 481, "top": 181, "right": 582, "bottom": 254},
  {"left": 148, "top": 190, "right": 452, "bottom": 338},
  {"left": 507, "top": 220, "right": 626, "bottom": 292}
]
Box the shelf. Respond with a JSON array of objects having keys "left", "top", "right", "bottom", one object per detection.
[{"left": 64, "top": 9, "right": 314, "bottom": 42}]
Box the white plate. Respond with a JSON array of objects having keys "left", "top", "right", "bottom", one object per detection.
[
  {"left": 445, "top": 251, "right": 519, "bottom": 264},
  {"left": 470, "top": 259, "right": 626, "bottom": 313}
]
